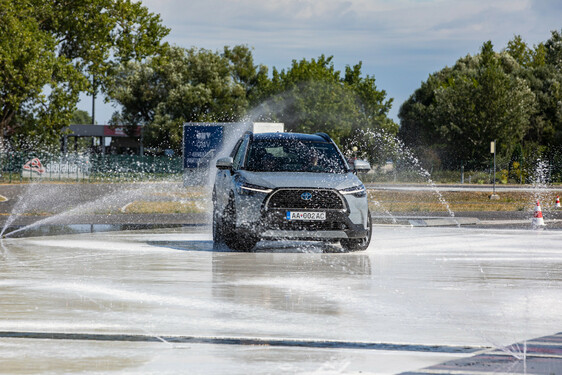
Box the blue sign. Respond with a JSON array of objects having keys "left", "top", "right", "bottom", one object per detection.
[{"left": 183, "top": 125, "right": 223, "bottom": 168}]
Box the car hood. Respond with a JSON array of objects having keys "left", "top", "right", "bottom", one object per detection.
[{"left": 237, "top": 171, "right": 362, "bottom": 190}]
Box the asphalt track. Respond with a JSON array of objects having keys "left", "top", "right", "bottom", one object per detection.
[
  {"left": 1, "top": 182, "right": 562, "bottom": 374},
  {"left": 1, "top": 225, "right": 561, "bottom": 374}
]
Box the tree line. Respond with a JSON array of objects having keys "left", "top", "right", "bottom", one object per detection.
[
  {"left": 108, "top": 48, "right": 397, "bottom": 156},
  {"left": 0, "top": 0, "right": 168, "bottom": 150},
  {"left": 0, "top": 0, "right": 395, "bottom": 157},
  {"left": 399, "top": 32, "right": 562, "bottom": 175}
]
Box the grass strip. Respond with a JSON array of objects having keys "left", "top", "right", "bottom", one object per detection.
[{"left": 368, "top": 190, "right": 562, "bottom": 212}]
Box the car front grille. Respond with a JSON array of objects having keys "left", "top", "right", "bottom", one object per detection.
[{"left": 265, "top": 189, "right": 345, "bottom": 210}]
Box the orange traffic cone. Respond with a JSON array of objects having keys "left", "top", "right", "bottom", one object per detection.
[
  {"left": 555, "top": 196, "right": 561, "bottom": 209},
  {"left": 532, "top": 200, "right": 545, "bottom": 227}
]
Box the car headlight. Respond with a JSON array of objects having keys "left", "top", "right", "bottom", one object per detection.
[
  {"left": 339, "top": 184, "right": 367, "bottom": 198},
  {"left": 237, "top": 181, "right": 273, "bottom": 195}
]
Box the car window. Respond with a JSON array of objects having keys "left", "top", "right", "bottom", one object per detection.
[
  {"left": 229, "top": 139, "right": 243, "bottom": 158},
  {"left": 232, "top": 136, "right": 249, "bottom": 170},
  {"left": 245, "top": 139, "right": 347, "bottom": 173}
]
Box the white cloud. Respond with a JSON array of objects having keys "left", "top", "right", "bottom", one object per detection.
[
  {"left": 87, "top": 0, "right": 561, "bottom": 122},
  {"left": 144, "top": 0, "right": 554, "bottom": 60}
]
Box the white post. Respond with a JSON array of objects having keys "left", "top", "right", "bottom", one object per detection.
[{"left": 489, "top": 141, "right": 499, "bottom": 200}]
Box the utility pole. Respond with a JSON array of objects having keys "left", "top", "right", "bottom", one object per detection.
[{"left": 91, "top": 77, "right": 96, "bottom": 125}]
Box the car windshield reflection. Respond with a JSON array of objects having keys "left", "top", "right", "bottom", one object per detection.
[{"left": 245, "top": 140, "right": 347, "bottom": 173}]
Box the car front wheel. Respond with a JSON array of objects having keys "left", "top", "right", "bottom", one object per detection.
[
  {"left": 222, "top": 197, "right": 259, "bottom": 252},
  {"left": 340, "top": 212, "right": 372, "bottom": 251},
  {"left": 212, "top": 191, "right": 225, "bottom": 247}
]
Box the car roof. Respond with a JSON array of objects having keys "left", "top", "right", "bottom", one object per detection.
[{"left": 252, "top": 132, "right": 330, "bottom": 143}]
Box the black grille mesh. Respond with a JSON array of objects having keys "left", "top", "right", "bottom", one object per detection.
[
  {"left": 275, "top": 221, "right": 347, "bottom": 231},
  {"left": 266, "top": 189, "right": 344, "bottom": 210}
]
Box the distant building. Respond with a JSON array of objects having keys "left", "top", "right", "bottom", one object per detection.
[{"left": 62, "top": 124, "right": 142, "bottom": 155}]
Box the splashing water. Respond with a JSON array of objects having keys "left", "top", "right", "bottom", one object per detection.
[
  {"left": 1, "top": 181, "right": 205, "bottom": 238},
  {"left": 0, "top": 120, "right": 263, "bottom": 239},
  {"left": 369, "top": 200, "right": 398, "bottom": 224},
  {"left": 348, "top": 128, "right": 456, "bottom": 220},
  {"left": 0, "top": 180, "right": 43, "bottom": 238},
  {"left": 530, "top": 158, "right": 550, "bottom": 205}
]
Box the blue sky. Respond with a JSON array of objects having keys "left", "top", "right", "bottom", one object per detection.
[{"left": 78, "top": 0, "right": 562, "bottom": 124}]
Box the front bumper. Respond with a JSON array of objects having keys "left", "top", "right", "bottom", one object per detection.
[{"left": 239, "top": 209, "right": 368, "bottom": 240}]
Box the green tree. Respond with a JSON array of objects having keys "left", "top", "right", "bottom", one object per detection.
[
  {"left": 505, "top": 35, "right": 533, "bottom": 67},
  {"left": 223, "top": 45, "right": 269, "bottom": 105},
  {"left": 109, "top": 45, "right": 256, "bottom": 151},
  {"left": 36, "top": 0, "right": 169, "bottom": 101},
  {"left": 70, "top": 110, "right": 93, "bottom": 125},
  {"left": 542, "top": 29, "right": 562, "bottom": 148},
  {"left": 344, "top": 62, "right": 396, "bottom": 133},
  {"left": 399, "top": 42, "right": 536, "bottom": 168},
  {"left": 507, "top": 32, "right": 562, "bottom": 151},
  {"left": 398, "top": 71, "right": 450, "bottom": 151},
  {"left": 0, "top": 0, "right": 168, "bottom": 150},
  {"left": 257, "top": 55, "right": 397, "bottom": 161},
  {"left": 0, "top": 1, "right": 86, "bottom": 150},
  {"left": 263, "top": 55, "right": 357, "bottom": 142},
  {"left": 545, "top": 29, "right": 562, "bottom": 70}
]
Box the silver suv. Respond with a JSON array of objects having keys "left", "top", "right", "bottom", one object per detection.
[{"left": 212, "top": 132, "right": 372, "bottom": 251}]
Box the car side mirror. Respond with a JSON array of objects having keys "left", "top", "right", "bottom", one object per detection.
[
  {"left": 354, "top": 159, "right": 371, "bottom": 173},
  {"left": 216, "top": 156, "right": 233, "bottom": 170}
]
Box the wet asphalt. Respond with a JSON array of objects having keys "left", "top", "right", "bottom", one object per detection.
[
  {"left": 1, "top": 182, "right": 562, "bottom": 373},
  {"left": 1, "top": 226, "right": 561, "bottom": 374}
]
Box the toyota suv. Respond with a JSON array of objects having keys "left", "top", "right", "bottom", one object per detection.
[{"left": 212, "top": 132, "right": 371, "bottom": 251}]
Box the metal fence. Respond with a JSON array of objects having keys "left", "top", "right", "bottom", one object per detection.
[
  {"left": 0, "top": 152, "right": 183, "bottom": 183},
  {"left": 354, "top": 156, "right": 562, "bottom": 185},
  {"left": 1, "top": 151, "right": 560, "bottom": 184}
]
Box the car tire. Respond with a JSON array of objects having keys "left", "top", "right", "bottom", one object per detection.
[
  {"left": 212, "top": 201, "right": 225, "bottom": 247},
  {"left": 340, "top": 212, "right": 372, "bottom": 251},
  {"left": 222, "top": 197, "right": 259, "bottom": 252}
]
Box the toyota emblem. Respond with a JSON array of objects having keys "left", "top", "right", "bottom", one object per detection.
[{"left": 301, "top": 192, "right": 312, "bottom": 200}]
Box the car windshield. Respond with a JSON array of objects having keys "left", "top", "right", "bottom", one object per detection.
[{"left": 245, "top": 139, "right": 348, "bottom": 173}]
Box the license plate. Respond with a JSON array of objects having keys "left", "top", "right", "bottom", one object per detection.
[{"left": 286, "top": 211, "right": 326, "bottom": 221}]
